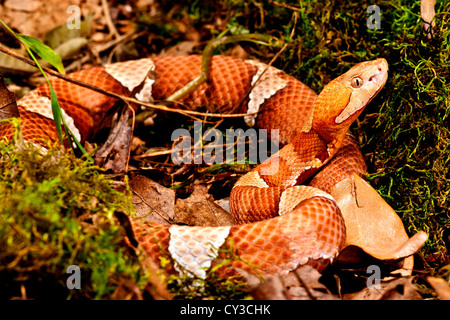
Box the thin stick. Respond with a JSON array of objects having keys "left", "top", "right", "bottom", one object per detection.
[{"left": 101, "top": 0, "right": 120, "bottom": 39}]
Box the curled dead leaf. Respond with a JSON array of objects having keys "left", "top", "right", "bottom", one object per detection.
[{"left": 330, "top": 174, "right": 427, "bottom": 275}]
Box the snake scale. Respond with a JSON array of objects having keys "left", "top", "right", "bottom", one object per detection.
[{"left": 0, "top": 55, "right": 388, "bottom": 279}]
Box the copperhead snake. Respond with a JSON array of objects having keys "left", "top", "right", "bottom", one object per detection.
[{"left": 0, "top": 55, "right": 388, "bottom": 279}]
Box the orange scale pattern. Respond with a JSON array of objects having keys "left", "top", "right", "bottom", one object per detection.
[
  {"left": 10, "top": 107, "right": 62, "bottom": 144},
  {"left": 227, "top": 196, "right": 345, "bottom": 275},
  {"left": 255, "top": 76, "right": 317, "bottom": 146},
  {"left": 152, "top": 55, "right": 256, "bottom": 113},
  {"left": 35, "top": 67, "right": 130, "bottom": 139},
  {"left": 131, "top": 221, "right": 177, "bottom": 275},
  {"left": 229, "top": 186, "right": 283, "bottom": 223},
  {"left": 254, "top": 131, "right": 329, "bottom": 188},
  {"left": 0, "top": 122, "right": 14, "bottom": 142},
  {"left": 309, "top": 135, "right": 367, "bottom": 193}
]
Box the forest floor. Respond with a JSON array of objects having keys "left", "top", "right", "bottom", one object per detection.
[{"left": 0, "top": 0, "right": 448, "bottom": 300}]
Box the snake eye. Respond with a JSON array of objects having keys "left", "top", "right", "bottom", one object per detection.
[{"left": 351, "top": 77, "right": 364, "bottom": 88}]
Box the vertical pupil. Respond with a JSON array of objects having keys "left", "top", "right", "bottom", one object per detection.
[{"left": 352, "top": 78, "right": 361, "bottom": 87}]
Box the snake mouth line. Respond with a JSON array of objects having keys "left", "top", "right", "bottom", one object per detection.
[
  {"left": 370, "top": 59, "right": 389, "bottom": 84},
  {"left": 368, "top": 60, "right": 389, "bottom": 97},
  {"left": 369, "top": 72, "right": 382, "bottom": 82},
  {"left": 369, "top": 69, "right": 387, "bottom": 83}
]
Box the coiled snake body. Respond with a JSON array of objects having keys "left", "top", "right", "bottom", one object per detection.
[{"left": 0, "top": 55, "right": 388, "bottom": 279}]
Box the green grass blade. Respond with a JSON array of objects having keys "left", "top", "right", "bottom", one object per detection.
[
  {"left": 49, "top": 86, "right": 64, "bottom": 143},
  {"left": 16, "top": 34, "right": 65, "bottom": 74}
]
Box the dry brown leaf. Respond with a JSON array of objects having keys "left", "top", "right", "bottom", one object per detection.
[
  {"left": 344, "top": 277, "right": 422, "bottom": 300},
  {"left": 158, "top": 41, "right": 199, "bottom": 57},
  {"left": 127, "top": 176, "right": 232, "bottom": 226},
  {"left": 251, "top": 265, "right": 338, "bottom": 300},
  {"left": 1, "top": 0, "right": 99, "bottom": 40},
  {"left": 94, "top": 107, "right": 133, "bottom": 172},
  {"left": 426, "top": 276, "right": 450, "bottom": 300},
  {"left": 128, "top": 175, "right": 175, "bottom": 224},
  {"left": 331, "top": 174, "right": 427, "bottom": 275},
  {"left": 174, "top": 184, "right": 233, "bottom": 226},
  {"left": 120, "top": 175, "right": 175, "bottom": 299},
  {"left": 0, "top": 76, "right": 19, "bottom": 121}
]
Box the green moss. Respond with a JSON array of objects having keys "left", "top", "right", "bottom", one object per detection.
[
  {"left": 363, "top": 2, "right": 450, "bottom": 263},
  {"left": 0, "top": 120, "right": 144, "bottom": 299}
]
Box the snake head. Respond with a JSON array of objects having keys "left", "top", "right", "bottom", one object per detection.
[{"left": 312, "top": 58, "right": 388, "bottom": 153}]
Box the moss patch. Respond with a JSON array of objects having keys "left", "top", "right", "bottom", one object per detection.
[{"left": 0, "top": 120, "right": 143, "bottom": 299}]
